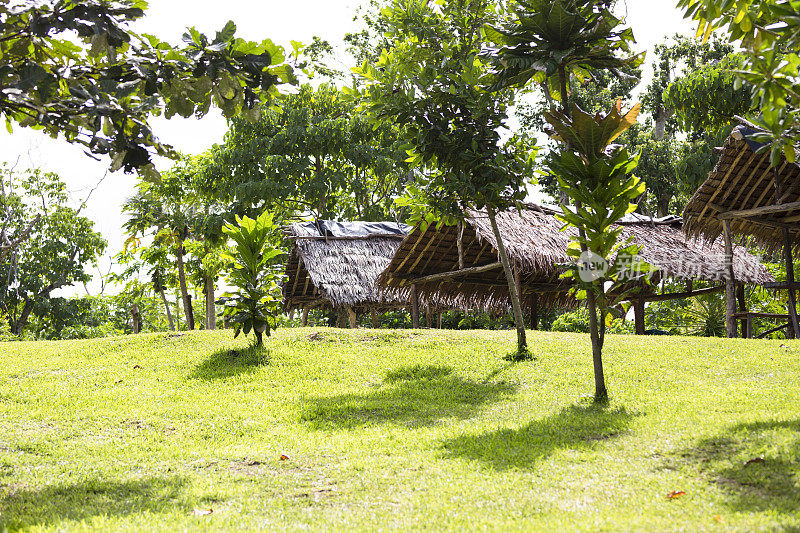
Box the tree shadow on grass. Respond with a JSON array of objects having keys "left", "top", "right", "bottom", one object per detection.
[
  {"left": 0, "top": 476, "right": 187, "bottom": 530},
  {"left": 188, "top": 345, "right": 270, "bottom": 381},
  {"left": 442, "top": 404, "right": 635, "bottom": 470},
  {"left": 300, "top": 364, "right": 516, "bottom": 429},
  {"left": 683, "top": 419, "right": 800, "bottom": 515}
]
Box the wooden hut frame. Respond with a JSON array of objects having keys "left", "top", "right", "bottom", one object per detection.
[
  {"left": 684, "top": 125, "right": 800, "bottom": 338},
  {"left": 283, "top": 221, "right": 421, "bottom": 328},
  {"left": 378, "top": 204, "right": 773, "bottom": 333}
]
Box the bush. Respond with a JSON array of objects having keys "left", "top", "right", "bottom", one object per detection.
[{"left": 552, "top": 308, "right": 633, "bottom": 334}]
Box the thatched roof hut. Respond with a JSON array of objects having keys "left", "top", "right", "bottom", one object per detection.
[
  {"left": 684, "top": 125, "right": 800, "bottom": 249},
  {"left": 377, "top": 204, "right": 773, "bottom": 314},
  {"left": 283, "top": 221, "right": 411, "bottom": 314},
  {"left": 683, "top": 124, "right": 800, "bottom": 338}
]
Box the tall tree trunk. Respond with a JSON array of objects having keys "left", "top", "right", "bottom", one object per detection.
[
  {"left": 656, "top": 193, "right": 671, "bottom": 218},
  {"left": 131, "top": 304, "right": 140, "bottom": 334},
  {"left": 205, "top": 274, "right": 216, "bottom": 330},
  {"left": 159, "top": 288, "right": 175, "bottom": 331},
  {"left": 13, "top": 299, "right": 34, "bottom": 335},
  {"left": 487, "top": 207, "right": 528, "bottom": 356},
  {"left": 175, "top": 239, "right": 194, "bottom": 330},
  {"left": 174, "top": 288, "right": 182, "bottom": 330}
]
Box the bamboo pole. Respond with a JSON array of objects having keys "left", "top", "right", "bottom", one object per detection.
[
  {"left": 529, "top": 294, "right": 539, "bottom": 330},
  {"left": 410, "top": 285, "right": 420, "bottom": 328}
]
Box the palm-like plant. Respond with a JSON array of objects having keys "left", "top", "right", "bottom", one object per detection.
[
  {"left": 218, "top": 211, "right": 284, "bottom": 346},
  {"left": 485, "top": 0, "right": 640, "bottom": 103},
  {"left": 487, "top": 0, "right": 643, "bottom": 401}
]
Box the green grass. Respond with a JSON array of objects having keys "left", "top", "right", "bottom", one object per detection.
[{"left": 1, "top": 328, "right": 798, "bottom": 531}]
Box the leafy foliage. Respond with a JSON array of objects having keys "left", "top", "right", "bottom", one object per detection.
[
  {"left": 678, "top": 0, "right": 800, "bottom": 164},
  {"left": 485, "top": 0, "right": 641, "bottom": 95},
  {"left": 218, "top": 211, "right": 284, "bottom": 345},
  {"left": 0, "top": 1, "right": 294, "bottom": 175},
  {"left": 664, "top": 53, "right": 754, "bottom": 135},
  {"left": 354, "top": 0, "right": 532, "bottom": 217},
  {"left": 205, "top": 84, "right": 408, "bottom": 221}
]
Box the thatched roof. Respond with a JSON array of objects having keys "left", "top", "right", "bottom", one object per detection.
[
  {"left": 283, "top": 221, "right": 411, "bottom": 311},
  {"left": 684, "top": 125, "right": 800, "bottom": 250},
  {"left": 377, "top": 204, "right": 773, "bottom": 311}
]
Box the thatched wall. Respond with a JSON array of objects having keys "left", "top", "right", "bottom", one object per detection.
[
  {"left": 283, "top": 222, "right": 409, "bottom": 311},
  {"left": 378, "top": 204, "right": 773, "bottom": 311},
  {"left": 684, "top": 127, "right": 800, "bottom": 250}
]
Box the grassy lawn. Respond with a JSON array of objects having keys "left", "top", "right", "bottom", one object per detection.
[{"left": 0, "top": 328, "right": 798, "bottom": 531}]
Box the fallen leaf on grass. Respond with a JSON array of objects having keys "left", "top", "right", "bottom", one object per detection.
[
  {"left": 280, "top": 454, "right": 290, "bottom": 461},
  {"left": 713, "top": 515, "right": 723, "bottom": 523},
  {"left": 744, "top": 456, "right": 765, "bottom": 467},
  {"left": 115, "top": 379, "right": 123, "bottom": 384},
  {"left": 132, "top": 364, "right": 142, "bottom": 369},
  {"left": 192, "top": 508, "right": 213, "bottom": 516},
  {"left": 779, "top": 344, "right": 791, "bottom": 350},
  {"left": 666, "top": 490, "right": 686, "bottom": 500}
]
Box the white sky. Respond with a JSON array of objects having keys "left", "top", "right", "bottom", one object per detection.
[{"left": 0, "top": 0, "right": 696, "bottom": 295}]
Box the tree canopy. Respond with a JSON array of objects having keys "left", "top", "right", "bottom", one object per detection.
[
  {"left": 0, "top": 0, "right": 294, "bottom": 176},
  {"left": 205, "top": 84, "right": 408, "bottom": 222}
]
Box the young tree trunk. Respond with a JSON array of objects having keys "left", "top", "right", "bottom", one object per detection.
[
  {"left": 487, "top": 207, "right": 527, "bottom": 356},
  {"left": 175, "top": 239, "right": 194, "bottom": 330},
  {"left": 588, "top": 289, "right": 608, "bottom": 403},
  {"left": 205, "top": 274, "right": 216, "bottom": 330},
  {"left": 159, "top": 288, "right": 175, "bottom": 331},
  {"left": 576, "top": 214, "right": 608, "bottom": 402}
]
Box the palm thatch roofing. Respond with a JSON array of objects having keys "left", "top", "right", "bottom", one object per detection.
[
  {"left": 684, "top": 125, "right": 800, "bottom": 250},
  {"left": 377, "top": 204, "right": 773, "bottom": 311},
  {"left": 283, "top": 221, "right": 411, "bottom": 311}
]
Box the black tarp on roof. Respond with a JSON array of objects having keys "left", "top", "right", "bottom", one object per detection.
[{"left": 294, "top": 220, "right": 411, "bottom": 237}]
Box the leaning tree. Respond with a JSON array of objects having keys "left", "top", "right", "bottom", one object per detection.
[{"left": 355, "top": 0, "right": 535, "bottom": 357}]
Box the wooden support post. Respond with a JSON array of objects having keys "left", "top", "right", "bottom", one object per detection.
[
  {"left": 634, "top": 297, "right": 645, "bottom": 335},
  {"left": 347, "top": 307, "right": 357, "bottom": 329},
  {"left": 736, "top": 283, "right": 748, "bottom": 338},
  {"left": 437, "top": 312, "right": 442, "bottom": 329},
  {"left": 371, "top": 309, "right": 378, "bottom": 329},
  {"left": 336, "top": 308, "right": 347, "bottom": 328},
  {"left": 302, "top": 307, "right": 309, "bottom": 327},
  {"left": 783, "top": 227, "right": 800, "bottom": 339},
  {"left": 425, "top": 306, "right": 432, "bottom": 328},
  {"left": 529, "top": 294, "right": 539, "bottom": 330},
  {"left": 723, "top": 220, "right": 738, "bottom": 338},
  {"left": 746, "top": 314, "right": 753, "bottom": 339},
  {"left": 410, "top": 285, "right": 420, "bottom": 329}
]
